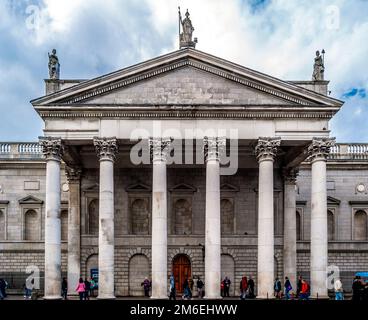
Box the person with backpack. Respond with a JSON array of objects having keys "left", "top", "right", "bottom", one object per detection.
[
  {"left": 239, "top": 275, "right": 248, "bottom": 300},
  {"left": 141, "top": 277, "right": 151, "bottom": 297},
  {"left": 75, "top": 278, "right": 86, "bottom": 300},
  {"left": 61, "top": 278, "right": 68, "bottom": 300},
  {"left": 196, "top": 277, "right": 204, "bottom": 299},
  {"left": 284, "top": 277, "right": 292, "bottom": 300},
  {"left": 274, "top": 278, "right": 282, "bottom": 299}
]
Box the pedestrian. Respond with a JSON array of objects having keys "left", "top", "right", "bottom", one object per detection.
[
  {"left": 0, "top": 278, "right": 6, "bottom": 300},
  {"left": 169, "top": 274, "right": 176, "bottom": 300},
  {"left": 90, "top": 278, "right": 96, "bottom": 297},
  {"left": 223, "top": 276, "right": 231, "bottom": 297},
  {"left": 284, "top": 277, "right": 292, "bottom": 300},
  {"left": 75, "top": 278, "right": 86, "bottom": 300},
  {"left": 196, "top": 277, "right": 204, "bottom": 299},
  {"left": 299, "top": 279, "right": 310, "bottom": 300},
  {"left": 274, "top": 278, "right": 282, "bottom": 299},
  {"left": 182, "top": 278, "right": 192, "bottom": 299},
  {"left": 297, "top": 275, "right": 303, "bottom": 298},
  {"left": 61, "top": 277, "right": 68, "bottom": 300},
  {"left": 141, "top": 277, "right": 151, "bottom": 297},
  {"left": 247, "top": 276, "right": 255, "bottom": 299},
  {"left": 352, "top": 276, "right": 363, "bottom": 301},
  {"left": 84, "top": 278, "right": 91, "bottom": 300},
  {"left": 334, "top": 278, "right": 344, "bottom": 300},
  {"left": 23, "top": 281, "right": 32, "bottom": 300},
  {"left": 220, "top": 279, "right": 225, "bottom": 297},
  {"left": 239, "top": 275, "right": 248, "bottom": 300}
]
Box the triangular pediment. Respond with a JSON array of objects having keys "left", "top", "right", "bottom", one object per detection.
[
  {"left": 170, "top": 183, "right": 197, "bottom": 193},
  {"left": 126, "top": 183, "right": 151, "bottom": 192},
  {"left": 220, "top": 183, "right": 239, "bottom": 192},
  {"left": 327, "top": 196, "right": 341, "bottom": 205},
  {"left": 19, "top": 195, "right": 43, "bottom": 204},
  {"left": 31, "top": 49, "right": 343, "bottom": 109}
]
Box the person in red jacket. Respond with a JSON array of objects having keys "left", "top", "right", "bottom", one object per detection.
[{"left": 299, "top": 279, "right": 310, "bottom": 300}]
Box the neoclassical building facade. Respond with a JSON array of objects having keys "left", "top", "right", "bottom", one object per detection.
[{"left": 0, "top": 47, "right": 368, "bottom": 299}]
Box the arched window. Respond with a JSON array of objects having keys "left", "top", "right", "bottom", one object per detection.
[
  {"left": 129, "top": 254, "right": 150, "bottom": 296},
  {"left": 354, "top": 210, "right": 368, "bottom": 240},
  {"left": 61, "top": 210, "right": 68, "bottom": 241},
  {"left": 174, "top": 199, "right": 192, "bottom": 235},
  {"left": 131, "top": 199, "right": 149, "bottom": 235},
  {"left": 221, "top": 199, "right": 234, "bottom": 235},
  {"left": 88, "top": 199, "right": 99, "bottom": 235},
  {"left": 24, "top": 209, "right": 39, "bottom": 240},
  {"left": 0, "top": 209, "right": 5, "bottom": 240},
  {"left": 327, "top": 210, "right": 335, "bottom": 241},
  {"left": 296, "top": 211, "right": 301, "bottom": 241}
]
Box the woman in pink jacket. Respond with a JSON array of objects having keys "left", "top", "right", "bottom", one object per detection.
[{"left": 75, "top": 278, "right": 86, "bottom": 300}]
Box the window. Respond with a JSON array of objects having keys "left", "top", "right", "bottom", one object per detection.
[
  {"left": 296, "top": 211, "right": 302, "bottom": 241},
  {"left": 61, "top": 210, "right": 68, "bottom": 241},
  {"left": 0, "top": 209, "right": 5, "bottom": 240},
  {"left": 131, "top": 199, "right": 149, "bottom": 235},
  {"left": 24, "top": 209, "right": 39, "bottom": 241},
  {"left": 327, "top": 210, "right": 335, "bottom": 241},
  {"left": 174, "top": 199, "right": 192, "bottom": 235},
  {"left": 221, "top": 199, "right": 234, "bottom": 235},
  {"left": 354, "top": 210, "right": 368, "bottom": 240}
]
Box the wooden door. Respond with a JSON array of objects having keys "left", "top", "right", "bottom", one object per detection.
[{"left": 172, "top": 255, "right": 191, "bottom": 294}]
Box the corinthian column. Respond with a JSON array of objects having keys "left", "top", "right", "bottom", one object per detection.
[
  {"left": 94, "top": 137, "right": 118, "bottom": 299},
  {"left": 204, "top": 136, "right": 226, "bottom": 299},
  {"left": 39, "top": 137, "right": 63, "bottom": 300},
  {"left": 308, "top": 137, "right": 335, "bottom": 298},
  {"left": 149, "top": 137, "right": 171, "bottom": 299},
  {"left": 255, "top": 137, "right": 281, "bottom": 299},
  {"left": 283, "top": 168, "right": 298, "bottom": 289},
  {"left": 65, "top": 166, "right": 82, "bottom": 296}
]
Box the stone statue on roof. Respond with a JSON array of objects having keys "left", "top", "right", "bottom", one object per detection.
[
  {"left": 312, "top": 49, "right": 325, "bottom": 81},
  {"left": 179, "top": 8, "right": 197, "bottom": 49},
  {"left": 48, "top": 49, "right": 60, "bottom": 80}
]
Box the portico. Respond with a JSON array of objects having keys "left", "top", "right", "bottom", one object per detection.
[{"left": 32, "top": 47, "right": 343, "bottom": 299}]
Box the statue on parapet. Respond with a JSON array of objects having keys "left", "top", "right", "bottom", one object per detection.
[
  {"left": 179, "top": 7, "right": 197, "bottom": 49},
  {"left": 312, "top": 49, "right": 325, "bottom": 81},
  {"left": 48, "top": 49, "right": 60, "bottom": 80}
]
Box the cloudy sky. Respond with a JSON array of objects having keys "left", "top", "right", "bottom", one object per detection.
[{"left": 0, "top": 0, "right": 367, "bottom": 142}]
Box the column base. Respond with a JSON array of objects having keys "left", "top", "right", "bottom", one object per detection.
[
  {"left": 150, "top": 296, "right": 169, "bottom": 300},
  {"left": 256, "top": 295, "right": 275, "bottom": 299},
  {"left": 310, "top": 294, "right": 330, "bottom": 300},
  {"left": 43, "top": 295, "right": 62, "bottom": 300},
  {"left": 97, "top": 295, "right": 116, "bottom": 300},
  {"left": 203, "top": 296, "right": 223, "bottom": 300}
]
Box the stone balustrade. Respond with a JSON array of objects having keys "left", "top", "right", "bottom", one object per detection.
[
  {"left": 329, "top": 143, "right": 368, "bottom": 160},
  {"left": 0, "top": 142, "right": 43, "bottom": 159}
]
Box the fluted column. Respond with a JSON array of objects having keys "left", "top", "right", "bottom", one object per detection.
[
  {"left": 204, "top": 136, "right": 226, "bottom": 299},
  {"left": 149, "top": 137, "right": 171, "bottom": 299},
  {"left": 308, "top": 137, "right": 335, "bottom": 298},
  {"left": 94, "top": 137, "right": 118, "bottom": 299},
  {"left": 283, "top": 168, "right": 298, "bottom": 289},
  {"left": 255, "top": 137, "right": 280, "bottom": 299},
  {"left": 40, "top": 137, "right": 63, "bottom": 300},
  {"left": 65, "top": 166, "right": 82, "bottom": 296}
]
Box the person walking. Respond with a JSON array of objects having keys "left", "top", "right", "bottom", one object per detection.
[
  {"left": 61, "top": 278, "right": 68, "bottom": 300},
  {"left": 274, "top": 278, "right": 282, "bottom": 299},
  {"left": 169, "top": 274, "right": 176, "bottom": 300},
  {"left": 352, "top": 276, "right": 363, "bottom": 301},
  {"left": 299, "top": 279, "right": 310, "bottom": 300},
  {"left": 141, "top": 277, "right": 151, "bottom": 297},
  {"left": 75, "top": 278, "right": 86, "bottom": 300},
  {"left": 297, "top": 275, "right": 303, "bottom": 298},
  {"left": 23, "top": 281, "right": 32, "bottom": 300},
  {"left": 247, "top": 276, "right": 255, "bottom": 299},
  {"left": 196, "top": 277, "right": 204, "bottom": 299},
  {"left": 239, "top": 275, "right": 248, "bottom": 300},
  {"left": 334, "top": 278, "right": 344, "bottom": 300},
  {"left": 84, "top": 278, "right": 91, "bottom": 300},
  {"left": 223, "top": 276, "right": 231, "bottom": 297},
  {"left": 90, "top": 277, "right": 96, "bottom": 297},
  {"left": 182, "top": 278, "right": 192, "bottom": 300},
  {"left": 284, "top": 277, "right": 292, "bottom": 300},
  {"left": 0, "top": 278, "right": 6, "bottom": 300}
]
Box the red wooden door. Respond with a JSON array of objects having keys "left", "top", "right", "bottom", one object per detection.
[{"left": 172, "top": 255, "right": 191, "bottom": 294}]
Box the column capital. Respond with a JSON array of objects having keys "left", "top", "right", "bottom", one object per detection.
[
  {"left": 93, "top": 137, "right": 118, "bottom": 162},
  {"left": 307, "top": 137, "right": 335, "bottom": 162},
  {"left": 283, "top": 168, "right": 299, "bottom": 185},
  {"left": 39, "top": 136, "right": 63, "bottom": 161},
  {"left": 149, "top": 137, "right": 172, "bottom": 162},
  {"left": 65, "top": 166, "right": 82, "bottom": 183},
  {"left": 203, "top": 136, "right": 226, "bottom": 162},
  {"left": 255, "top": 137, "right": 281, "bottom": 162}
]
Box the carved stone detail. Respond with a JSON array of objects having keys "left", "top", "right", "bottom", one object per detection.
[
  {"left": 65, "top": 166, "right": 82, "bottom": 183},
  {"left": 283, "top": 168, "right": 299, "bottom": 184},
  {"left": 203, "top": 137, "right": 226, "bottom": 161},
  {"left": 255, "top": 137, "right": 281, "bottom": 161},
  {"left": 308, "top": 137, "right": 335, "bottom": 161},
  {"left": 93, "top": 137, "right": 118, "bottom": 161},
  {"left": 149, "top": 137, "right": 172, "bottom": 162},
  {"left": 39, "top": 137, "right": 63, "bottom": 161}
]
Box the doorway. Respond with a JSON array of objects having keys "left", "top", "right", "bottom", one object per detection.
[{"left": 172, "top": 254, "right": 191, "bottom": 294}]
